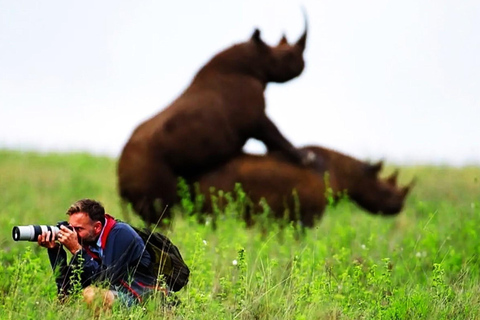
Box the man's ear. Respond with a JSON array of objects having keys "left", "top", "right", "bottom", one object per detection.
[{"left": 94, "top": 221, "right": 103, "bottom": 233}]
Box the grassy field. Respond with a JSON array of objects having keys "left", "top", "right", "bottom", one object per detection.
[{"left": 0, "top": 149, "right": 479, "bottom": 319}]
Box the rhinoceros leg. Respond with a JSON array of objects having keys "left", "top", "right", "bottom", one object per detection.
[
  {"left": 253, "top": 116, "right": 325, "bottom": 171},
  {"left": 119, "top": 160, "right": 178, "bottom": 227}
]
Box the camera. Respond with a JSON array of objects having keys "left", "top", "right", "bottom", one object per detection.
[{"left": 12, "top": 221, "right": 72, "bottom": 242}]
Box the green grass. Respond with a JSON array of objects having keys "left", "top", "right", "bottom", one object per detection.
[{"left": 0, "top": 149, "right": 479, "bottom": 319}]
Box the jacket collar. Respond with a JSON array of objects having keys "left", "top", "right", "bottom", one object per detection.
[{"left": 97, "top": 214, "right": 116, "bottom": 250}]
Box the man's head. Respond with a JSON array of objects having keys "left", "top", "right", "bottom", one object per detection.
[{"left": 66, "top": 199, "right": 105, "bottom": 245}]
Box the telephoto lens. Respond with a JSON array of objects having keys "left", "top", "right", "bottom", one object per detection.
[{"left": 12, "top": 222, "right": 69, "bottom": 241}]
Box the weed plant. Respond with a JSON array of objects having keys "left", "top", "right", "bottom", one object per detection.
[{"left": 0, "top": 150, "right": 479, "bottom": 319}]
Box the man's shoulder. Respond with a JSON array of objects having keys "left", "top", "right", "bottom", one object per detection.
[
  {"left": 105, "top": 221, "right": 145, "bottom": 250},
  {"left": 111, "top": 221, "right": 138, "bottom": 235},
  {"left": 112, "top": 220, "right": 132, "bottom": 230}
]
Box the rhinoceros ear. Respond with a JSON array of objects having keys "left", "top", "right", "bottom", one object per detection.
[
  {"left": 277, "top": 34, "right": 289, "bottom": 46},
  {"left": 366, "top": 160, "right": 383, "bottom": 176},
  {"left": 251, "top": 28, "right": 263, "bottom": 43},
  {"left": 386, "top": 169, "right": 399, "bottom": 186}
]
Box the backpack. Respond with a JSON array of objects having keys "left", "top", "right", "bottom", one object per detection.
[{"left": 132, "top": 226, "right": 190, "bottom": 292}]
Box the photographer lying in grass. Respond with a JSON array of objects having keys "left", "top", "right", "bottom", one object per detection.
[{"left": 37, "top": 198, "right": 166, "bottom": 309}]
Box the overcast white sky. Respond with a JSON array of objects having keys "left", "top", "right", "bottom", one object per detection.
[{"left": 1, "top": 0, "right": 479, "bottom": 166}]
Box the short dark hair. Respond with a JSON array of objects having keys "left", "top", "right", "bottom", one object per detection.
[{"left": 66, "top": 199, "right": 106, "bottom": 225}]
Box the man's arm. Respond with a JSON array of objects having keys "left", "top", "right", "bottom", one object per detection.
[
  {"left": 38, "top": 231, "right": 94, "bottom": 297},
  {"left": 44, "top": 226, "right": 104, "bottom": 293}
]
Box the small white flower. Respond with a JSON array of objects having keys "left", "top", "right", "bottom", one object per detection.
[
  {"left": 232, "top": 259, "right": 238, "bottom": 266},
  {"left": 203, "top": 240, "right": 207, "bottom": 246},
  {"left": 361, "top": 244, "right": 366, "bottom": 250},
  {"left": 416, "top": 252, "right": 421, "bottom": 258}
]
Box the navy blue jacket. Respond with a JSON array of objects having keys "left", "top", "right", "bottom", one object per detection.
[{"left": 48, "top": 218, "right": 157, "bottom": 302}]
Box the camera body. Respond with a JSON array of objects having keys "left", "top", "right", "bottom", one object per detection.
[{"left": 12, "top": 221, "right": 72, "bottom": 242}]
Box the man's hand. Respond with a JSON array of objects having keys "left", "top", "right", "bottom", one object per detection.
[
  {"left": 37, "top": 230, "right": 59, "bottom": 249},
  {"left": 58, "top": 225, "right": 82, "bottom": 255}
]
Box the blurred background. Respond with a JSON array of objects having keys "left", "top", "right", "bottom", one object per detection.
[{"left": 1, "top": 0, "right": 478, "bottom": 166}]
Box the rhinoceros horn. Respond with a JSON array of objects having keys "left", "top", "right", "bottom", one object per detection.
[
  {"left": 295, "top": 9, "right": 308, "bottom": 52},
  {"left": 401, "top": 178, "right": 416, "bottom": 197}
]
